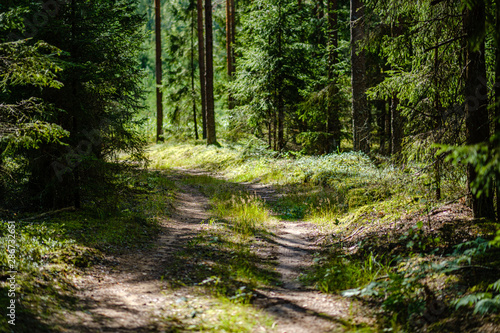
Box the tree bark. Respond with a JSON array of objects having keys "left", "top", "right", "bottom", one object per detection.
[
  {"left": 390, "top": 22, "right": 403, "bottom": 156},
  {"left": 205, "top": 0, "right": 217, "bottom": 145},
  {"left": 197, "top": 0, "right": 207, "bottom": 139},
  {"left": 390, "top": 96, "right": 402, "bottom": 155},
  {"left": 464, "top": 0, "right": 495, "bottom": 219},
  {"left": 155, "top": 0, "right": 164, "bottom": 143},
  {"left": 191, "top": 8, "right": 198, "bottom": 140},
  {"left": 231, "top": 0, "right": 236, "bottom": 64},
  {"left": 327, "top": 0, "right": 340, "bottom": 152},
  {"left": 226, "top": 0, "right": 235, "bottom": 110},
  {"left": 350, "top": 0, "right": 370, "bottom": 153},
  {"left": 277, "top": 0, "right": 284, "bottom": 151},
  {"left": 385, "top": 101, "right": 392, "bottom": 154},
  {"left": 496, "top": 0, "right": 500, "bottom": 221}
]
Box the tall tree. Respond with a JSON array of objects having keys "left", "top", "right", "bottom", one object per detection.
[
  {"left": 327, "top": 0, "right": 341, "bottom": 152},
  {"left": 350, "top": 0, "right": 370, "bottom": 153},
  {"left": 1, "top": 0, "right": 146, "bottom": 208},
  {"left": 205, "top": 0, "right": 217, "bottom": 144},
  {"left": 464, "top": 0, "right": 495, "bottom": 218},
  {"left": 226, "top": 0, "right": 236, "bottom": 110},
  {"left": 197, "top": 0, "right": 207, "bottom": 139},
  {"left": 155, "top": 0, "right": 164, "bottom": 142},
  {"left": 277, "top": 0, "right": 285, "bottom": 150},
  {"left": 496, "top": 0, "right": 500, "bottom": 220},
  {"left": 390, "top": 22, "right": 402, "bottom": 156},
  {"left": 191, "top": 7, "right": 199, "bottom": 140}
]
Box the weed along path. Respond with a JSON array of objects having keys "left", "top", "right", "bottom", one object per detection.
[{"left": 63, "top": 168, "right": 373, "bottom": 332}]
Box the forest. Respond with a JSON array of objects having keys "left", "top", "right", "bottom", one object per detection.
[{"left": 0, "top": 0, "right": 499, "bottom": 332}]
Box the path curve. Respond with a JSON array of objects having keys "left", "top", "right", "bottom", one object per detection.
[{"left": 62, "top": 169, "right": 373, "bottom": 332}]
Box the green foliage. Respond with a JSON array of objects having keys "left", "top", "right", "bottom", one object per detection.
[
  {"left": 0, "top": 0, "right": 148, "bottom": 209},
  {"left": 0, "top": 40, "right": 63, "bottom": 88},
  {"left": 453, "top": 291, "right": 500, "bottom": 315},
  {"left": 436, "top": 128, "right": 500, "bottom": 198},
  {"left": 232, "top": 0, "right": 316, "bottom": 146},
  {"left": 451, "top": 238, "right": 500, "bottom": 315},
  {"left": 300, "top": 252, "right": 391, "bottom": 294}
]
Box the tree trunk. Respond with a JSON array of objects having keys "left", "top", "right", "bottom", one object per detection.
[
  {"left": 70, "top": 0, "right": 81, "bottom": 208},
  {"left": 496, "top": 0, "right": 500, "bottom": 221},
  {"left": 464, "top": 0, "right": 495, "bottom": 219},
  {"left": 226, "top": 0, "right": 235, "bottom": 110},
  {"left": 434, "top": 42, "right": 442, "bottom": 201},
  {"left": 226, "top": 0, "right": 232, "bottom": 76},
  {"left": 231, "top": 0, "right": 236, "bottom": 64},
  {"left": 155, "top": 0, "right": 164, "bottom": 143},
  {"left": 390, "top": 22, "right": 403, "bottom": 157},
  {"left": 205, "top": 0, "right": 217, "bottom": 145},
  {"left": 390, "top": 96, "right": 402, "bottom": 156},
  {"left": 327, "top": 0, "right": 340, "bottom": 152},
  {"left": 277, "top": 0, "right": 284, "bottom": 151},
  {"left": 197, "top": 0, "right": 207, "bottom": 139},
  {"left": 273, "top": 110, "right": 277, "bottom": 151},
  {"left": 375, "top": 100, "right": 386, "bottom": 154},
  {"left": 191, "top": 8, "right": 198, "bottom": 140},
  {"left": 350, "top": 0, "right": 370, "bottom": 153},
  {"left": 385, "top": 101, "right": 392, "bottom": 154}
]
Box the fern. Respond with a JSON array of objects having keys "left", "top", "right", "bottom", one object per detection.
[
  {"left": 453, "top": 280, "right": 500, "bottom": 315},
  {"left": 489, "top": 279, "right": 500, "bottom": 292}
]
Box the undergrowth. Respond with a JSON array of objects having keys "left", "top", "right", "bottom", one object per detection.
[{"left": 0, "top": 168, "right": 176, "bottom": 331}]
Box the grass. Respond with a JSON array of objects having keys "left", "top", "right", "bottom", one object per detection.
[
  {"left": 299, "top": 252, "right": 392, "bottom": 294},
  {"left": 158, "top": 294, "right": 274, "bottom": 332},
  {"left": 180, "top": 173, "right": 277, "bottom": 238},
  {"left": 173, "top": 173, "right": 279, "bottom": 289}
]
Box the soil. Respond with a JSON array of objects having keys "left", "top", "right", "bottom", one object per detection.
[{"left": 58, "top": 169, "right": 374, "bottom": 332}]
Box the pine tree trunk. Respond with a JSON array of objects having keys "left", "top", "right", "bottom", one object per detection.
[
  {"left": 385, "top": 101, "right": 392, "bottom": 154},
  {"left": 71, "top": 0, "right": 81, "bottom": 208},
  {"left": 192, "top": 9, "right": 198, "bottom": 140},
  {"left": 495, "top": 0, "right": 500, "bottom": 221},
  {"left": 464, "top": 0, "right": 495, "bottom": 219},
  {"left": 205, "top": 0, "right": 217, "bottom": 145},
  {"left": 376, "top": 100, "right": 386, "bottom": 154},
  {"left": 230, "top": 0, "right": 236, "bottom": 65},
  {"left": 390, "top": 23, "right": 403, "bottom": 157},
  {"left": 155, "top": 0, "right": 164, "bottom": 143},
  {"left": 277, "top": 0, "right": 284, "bottom": 151},
  {"left": 327, "top": 0, "right": 340, "bottom": 152},
  {"left": 226, "top": 0, "right": 234, "bottom": 110},
  {"left": 197, "top": 0, "right": 207, "bottom": 139},
  {"left": 350, "top": 0, "right": 370, "bottom": 153},
  {"left": 390, "top": 96, "right": 402, "bottom": 156}
]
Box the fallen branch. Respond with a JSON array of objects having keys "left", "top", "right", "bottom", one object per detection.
[
  {"left": 20, "top": 206, "right": 76, "bottom": 222},
  {"left": 342, "top": 226, "right": 365, "bottom": 242}
]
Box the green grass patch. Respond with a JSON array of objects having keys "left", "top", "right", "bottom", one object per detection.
[
  {"left": 180, "top": 173, "right": 277, "bottom": 238},
  {"left": 159, "top": 295, "right": 274, "bottom": 332},
  {"left": 300, "top": 252, "right": 392, "bottom": 294}
]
